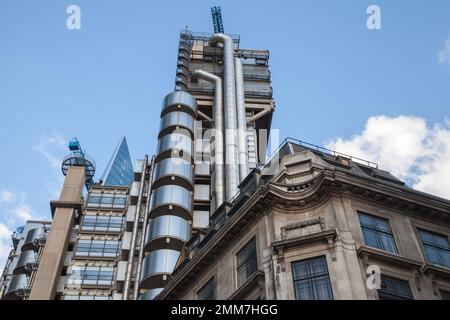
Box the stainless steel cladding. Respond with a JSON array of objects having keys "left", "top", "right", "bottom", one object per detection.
[
  {"left": 138, "top": 288, "right": 164, "bottom": 300},
  {"left": 3, "top": 274, "right": 29, "bottom": 300},
  {"left": 191, "top": 70, "right": 225, "bottom": 209},
  {"left": 209, "top": 33, "right": 240, "bottom": 201},
  {"left": 175, "top": 34, "right": 193, "bottom": 91},
  {"left": 139, "top": 91, "right": 197, "bottom": 299},
  {"left": 152, "top": 158, "right": 194, "bottom": 190},
  {"left": 13, "top": 250, "right": 37, "bottom": 275},
  {"left": 140, "top": 249, "right": 180, "bottom": 288},
  {"left": 21, "top": 227, "right": 45, "bottom": 251},
  {"left": 149, "top": 185, "right": 193, "bottom": 219},
  {"left": 144, "top": 215, "right": 191, "bottom": 251},
  {"left": 234, "top": 57, "right": 249, "bottom": 181}
]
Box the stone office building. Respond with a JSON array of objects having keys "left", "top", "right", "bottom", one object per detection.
[{"left": 158, "top": 139, "right": 450, "bottom": 300}]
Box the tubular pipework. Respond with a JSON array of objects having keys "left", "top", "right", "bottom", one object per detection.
[
  {"left": 123, "top": 155, "right": 148, "bottom": 300},
  {"left": 209, "top": 33, "right": 239, "bottom": 201},
  {"left": 133, "top": 156, "right": 155, "bottom": 300},
  {"left": 191, "top": 70, "right": 224, "bottom": 209},
  {"left": 234, "top": 57, "right": 249, "bottom": 181}
]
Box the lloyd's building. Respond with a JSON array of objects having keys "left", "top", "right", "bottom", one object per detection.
[{"left": 1, "top": 9, "right": 450, "bottom": 301}]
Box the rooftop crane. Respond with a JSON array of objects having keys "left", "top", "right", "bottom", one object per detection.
[{"left": 211, "top": 6, "right": 224, "bottom": 33}]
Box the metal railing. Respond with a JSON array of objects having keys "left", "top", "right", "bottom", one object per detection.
[{"left": 259, "top": 137, "right": 378, "bottom": 170}]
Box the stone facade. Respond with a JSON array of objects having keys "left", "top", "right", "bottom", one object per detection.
[{"left": 158, "top": 143, "right": 450, "bottom": 300}]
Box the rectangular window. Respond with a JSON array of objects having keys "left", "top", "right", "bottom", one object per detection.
[
  {"left": 378, "top": 275, "right": 413, "bottom": 300},
  {"left": 81, "top": 216, "right": 96, "bottom": 231},
  {"left": 81, "top": 215, "right": 124, "bottom": 233},
  {"left": 86, "top": 193, "right": 128, "bottom": 209},
  {"left": 418, "top": 229, "right": 450, "bottom": 269},
  {"left": 197, "top": 278, "right": 215, "bottom": 300},
  {"left": 236, "top": 238, "right": 258, "bottom": 286},
  {"left": 68, "top": 266, "right": 115, "bottom": 287},
  {"left": 292, "top": 256, "right": 333, "bottom": 300},
  {"left": 74, "top": 239, "right": 119, "bottom": 259},
  {"left": 358, "top": 212, "right": 397, "bottom": 253}
]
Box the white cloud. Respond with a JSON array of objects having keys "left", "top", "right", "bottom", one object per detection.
[
  {"left": 0, "top": 189, "right": 42, "bottom": 274},
  {"left": 0, "top": 190, "right": 14, "bottom": 203},
  {"left": 0, "top": 223, "right": 13, "bottom": 275},
  {"left": 326, "top": 115, "right": 450, "bottom": 200},
  {"left": 438, "top": 34, "right": 450, "bottom": 69},
  {"left": 32, "top": 133, "right": 67, "bottom": 169},
  {"left": 33, "top": 133, "right": 67, "bottom": 199}
]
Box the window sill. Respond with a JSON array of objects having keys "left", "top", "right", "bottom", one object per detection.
[
  {"left": 228, "top": 270, "right": 265, "bottom": 300},
  {"left": 357, "top": 245, "right": 422, "bottom": 270}
]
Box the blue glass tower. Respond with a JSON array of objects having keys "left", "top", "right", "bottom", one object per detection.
[{"left": 101, "top": 136, "right": 134, "bottom": 187}]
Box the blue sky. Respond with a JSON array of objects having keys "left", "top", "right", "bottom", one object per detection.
[{"left": 1, "top": 1, "right": 450, "bottom": 266}]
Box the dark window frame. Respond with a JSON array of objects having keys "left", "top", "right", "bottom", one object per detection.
[
  {"left": 358, "top": 211, "right": 398, "bottom": 253},
  {"left": 417, "top": 228, "right": 450, "bottom": 269},
  {"left": 236, "top": 237, "right": 258, "bottom": 287},
  {"left": 197, "top": 277, "right": 215, "bottom": 300},
  {"left": 291, "top": 255, "right": 334, "bottom": 300},
  {"left": 377, "top": 275, "right": 413, "bottom": 300}
]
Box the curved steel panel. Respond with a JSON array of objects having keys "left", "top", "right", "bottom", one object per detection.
[
  {"left": 152, "top": 158, "right": 194, "bottom": 191},
  {"left": 158, "top": 112, "right": 195, "bottom": 139},
  {"left": 156, "top": 133, "right": 193, "bottom": 163},
  {"left": 177, "top": 59, "right": 190, "bottom": 70},
  {"left": 144, "top": 215, "right": 191, "bottom": 252},
  {"left": 139, "top": 249, "right": 180, "bottom": 289},
  {"left": 139, "top": 288, "right": 164, "bottom": 300},
  {"left": 3, "top": 274, "right": 29, "bottom": 300},
  {"left": 161, "top": 91, "right": 197, "bottom": 118},
  {"left": 21, "top": 228, "right": 42, "bottom": 251},
  {"left": 13, "top": 250, "right": 36, "bottom": 275},
  {"left": 149, "top": 185, "right": 192, "bottom": 220}
]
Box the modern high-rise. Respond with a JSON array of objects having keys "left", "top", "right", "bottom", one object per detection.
[
  {"left": 1, "top": 11, "right": 449, "bottom": 301},
  {"left": 101, "top": 136, "right": 134, "bottom": 187}
]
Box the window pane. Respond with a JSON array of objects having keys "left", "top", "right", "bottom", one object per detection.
[
  {"left": 362, "top": 228, "right": 379, "bottom": 248},
  {"left": 424, "top": 245, "right": 443, "bottom": 265},
  {"left": 198, "top": 278, "right": 214, "bottom": 300},
  {"left": 359, "top": 212, "right": 397, "bottom": 253},
  {"left": 435, "top": 234, "right": 450, "bottom": 250},
  {"left": 95, "top": 216, "right": 109, "bottom": 231},
  {"left": 375, "top": 219, "right": 391, "bottom": 232},
  {"left": 100, "top": 196, "right": 114, "bottom": 208},
  {"left": 379, "top": 233, "right": 397, "bottom": 253},
  {"left": 313, "top": 276, "right": 333, "bottom": 300},
  {"left": 292, "top": 261, "right": 309, "bottom": 280},
  {"left": 419, "top": 230, "right": 434, "bottom": 245},
  {"left": 378, "top": 276, "right": 413, "bottom": 300},
  {"left": 358, "top": 213, "right": 373, "bottom": 228},
  {"left": 442, "top": 250, "right": 450, "bottom": 268},
  {"left": 294, "top": 279, "right": 314, "bottom": 300},
  {"left": 292, "top": 256, "right": 333, "bottom": 300},
  {"left": 81, "top": 216, "right": 97, "bottom": 231}
]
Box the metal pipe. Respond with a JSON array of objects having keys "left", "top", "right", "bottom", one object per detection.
[
  {"left": 234, "top": 57, "right": 249, "bottom": 181},
  {"left": 133, "top": 156, "right": 155, "bottom": 300},
  {"left": 209, "top": 33, "right": 239, "bottom": 200},
  {"left": 123, "top": 155, "right": 148, "bottom": 300},
  {"left": 192, "top": 70, "right": 224, "bottom": 208}
]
